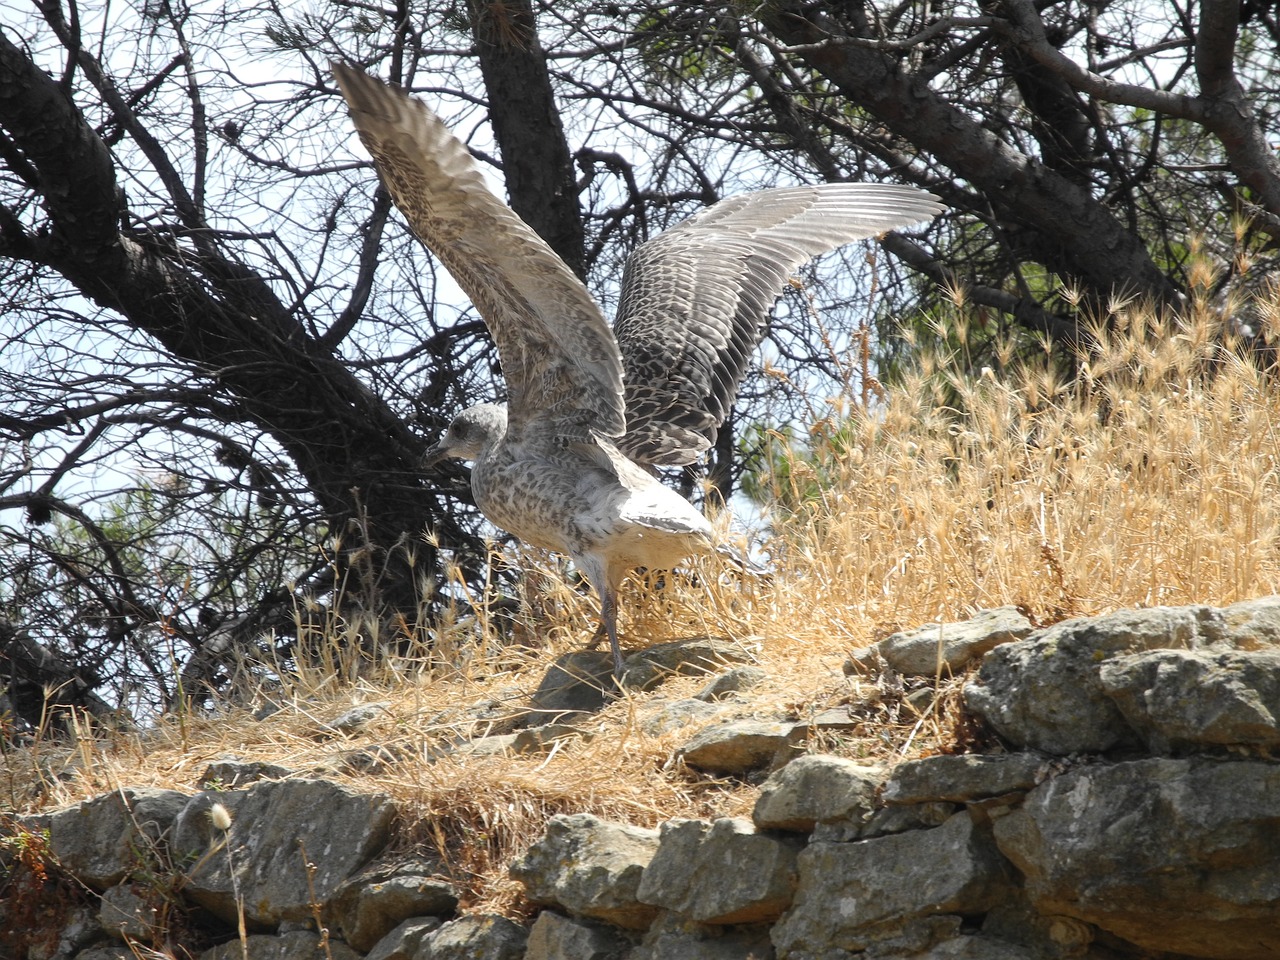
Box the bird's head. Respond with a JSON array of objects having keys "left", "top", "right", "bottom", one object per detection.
[{"left": 422, "top": 402, "right": 508, "bottom": 467}]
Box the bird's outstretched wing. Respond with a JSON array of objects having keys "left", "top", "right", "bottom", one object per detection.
[
  {"left": 333, "top": 63, "right": 625, "bottom": 442},
  {"left": 614, "top": 184, "right": 945, "bottom": 466}
]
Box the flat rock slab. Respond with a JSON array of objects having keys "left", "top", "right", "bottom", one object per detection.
[
  {"left": 882, "top": 753, "right": 1048, "bottom": 804},
  {"left": 753, "top": 754, "right": 885, "bottom": 833},
  {"left": 678, "top": 719, "right": 793, "bottom": 775},
  {"left": 853, "top": 605, "right": 1034, "bottom": 677},
  {"left": 635, "top": 697, "right": 730, "bottom": 737}
]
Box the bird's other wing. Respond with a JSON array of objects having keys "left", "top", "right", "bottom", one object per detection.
[
  {"left": 613, "top": 183, "right": 945, "bottom": 466},
  {"left": 333, "top": 63, "right": 625, "bottom": 441}
]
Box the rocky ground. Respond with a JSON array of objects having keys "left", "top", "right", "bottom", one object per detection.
[{"left": 7, "top": 597, "right": 1280, "bottom": 959}]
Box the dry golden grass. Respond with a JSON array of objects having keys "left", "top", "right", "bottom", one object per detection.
[{"left": 7, "top": 278, "right": 1280, "bottom": 918}]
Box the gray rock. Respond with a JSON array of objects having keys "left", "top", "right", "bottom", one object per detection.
[
  {"left": 993, "top": 757, "right": 1280, "bottom": 959},
  {"left": 327, "top": 862, "right": 459, "bottom": 951},
  {"left": 789, "top": 706, "right": 864, "bottom": 736},
  {"left": 1099, "top": 648, "right": 1280, "bottom": 752},
  {"left": 882, "top": 753, "right": 1047, "bottom": 804},
  {"left": 636, "top": 818, "right": 800, "bottom": 924},
  {"left": 199, "top": 759, "right": 293, "bottom": 789},
  {"left": 678, "top": 720, "right": 792, "bottom": 775},
  {"left": 519, "top": 652, "right": 615, "bottom": 727},
  {"left": 421, "top": 914, "right": 528, "bottom": 960},
  {"left": 24, "top": 903, "right": 100, "bottom": 960},
  {"left": 421, "top": 692, "right": 526, "bottom": 741},
  {"left": 805, "top": 915, "right": 1029, "bottom": 959},
  {"left": 449, "top": 733, "right": 518, "bottom": 758},
  {"left": 171, "top": 779, "right": 395, "bottom": 927},
  {"left": 619, "top": 638, "right": 751, "bottom": 691},
  {"left": 629, "top": 913, "right": 775, "bottom": 959},
  {"left": 46, "top": 787, "right": 189, "bottom": 890},
  {"left": 330, "top": 741, "right": 411, "bottom": 775},
  {"left": 906, "top": 933, "right": 1040, "bottom": 959},
  {"left": 963, "top": 604, "right": 1223, "bottom": 754},
  {"left": 979, "top": 891, "right": 1097, "bottom": 960},
  {"left": 1219, "top": 595, "right": 1280, "bottom": 648},
  {"left": 635, "top": 698, "right": 728, "bottom": 736},
  {"left": 524, "top": 910, "right": 633, "bottom": 960},
  {"left": 71, "top": 946, "right": 136, "bottom": 960},
  {"left": 198, "top": 931, "right": 361, "bottom": 959},
  {"left": 771, "top": 811, "right": 1014, "bottom": 957},
  {"left": 327, "top": 701, "right": 392, "bottom": 734},
  {"left": 867, "top": 606, "right": 1034, "bottom": 677},
  {"left": 513, "top": 723, "right": 588, "bottom": 755},
  {"left": 510, "top": 813, "right": 660, "bottom": 929},
  {"left": 365, "top": 917, "right": 444, "bottom": 960},
  {"left": 752, "top": 755, "right": 884, "bottom": 833},
  {"left": 695, "top": 666, "right": 768, "bottom": 701},
  {"left": 98, "top": 882, "right": 160, "bottom": 942},
  {"left": 811, "top": 801, "right": 956, "bottom": 843}
]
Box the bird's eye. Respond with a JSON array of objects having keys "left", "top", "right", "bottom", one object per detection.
[{"left": 453, "top": 424, "right": 467, "bottom": 440}]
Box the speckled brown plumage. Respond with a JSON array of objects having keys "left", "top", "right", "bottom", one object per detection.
[{"left": 333, "top": 63, "right": 945, "bottom": 675}]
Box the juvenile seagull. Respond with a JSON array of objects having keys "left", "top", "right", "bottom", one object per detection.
[{"left": 334, "top": 64, "right": 945, "bottom": 675}]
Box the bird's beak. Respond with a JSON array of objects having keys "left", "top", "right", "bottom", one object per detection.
[{"left": 422, "top": 440, "right": 451, "bottom": 470}]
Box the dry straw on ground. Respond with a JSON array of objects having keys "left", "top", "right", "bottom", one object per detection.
[{"left": 7, "top": 276, "right": 1280, "bottom": 917}]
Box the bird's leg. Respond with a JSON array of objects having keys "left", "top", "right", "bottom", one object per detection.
[
  {"left": 578, "top": 558, "right": 624, "bottom": 678},
  {"left": 586, "top": 620, "right": 606, "bottom": 649}
]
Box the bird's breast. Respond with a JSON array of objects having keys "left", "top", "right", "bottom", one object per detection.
[{"left": 470, "top": 443, "right": 712, "bottom": 570}]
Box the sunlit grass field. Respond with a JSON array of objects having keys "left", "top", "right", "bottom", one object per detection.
[{"left": 8, "top": 279, "right": 1280, "bottom": 916}]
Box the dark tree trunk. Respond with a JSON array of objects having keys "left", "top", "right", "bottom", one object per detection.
[
  {"left": 0, "top": 31, "right": 464, "bottom": 615},
  {"left": 468, "top": 0, "right": 587, "bottom": 280}
]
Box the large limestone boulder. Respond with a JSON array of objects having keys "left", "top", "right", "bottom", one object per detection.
[
  {"left": 45, "top": 787, "right": 190, "bottom": 891},
  {"left": 418, "top": 914, "right": 528, "bottom": 960},
  {"left": 881, "top": 753, "right": 1046, "bottom": 804},
  {"left": 965, "top": 603, "right": 1238, "bottom": 754},
  {"left": 171, "top": 779, "right": 396, "bottom": 927},
  {"left": 198, "top": 931, "right": 362, "bottom": 959},
  {"left": 771, "top": 811, "right": 1014, "bottom": 958},
  {"left": 523, "top": 910, "right": 633, "bottom": 960},
  {"left": 510, "top": 813, "right": 660, "bottom": 929},
  {"left": 993, "top": 757, "right": 1280, "bottom": 959},
  {"left": 752, "top": 755, "right": 884, "bottom": 833},
  {"left": 326, "top": 860, "right": 459, "bottom": 951},
  {"left": 636, "top": 818, "right": 801, "bottom": 924},
  {"left": 1099, "top": 648, "right": 1280, "bottom": 752},
  {"left": 628, "top": 913, "right": 776, "bottom": 960}
]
